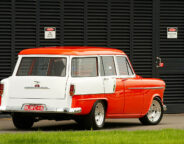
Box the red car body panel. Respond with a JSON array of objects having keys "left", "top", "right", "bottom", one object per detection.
[{"left": 72, "top": 79, "right": 165, "bottom": 118}]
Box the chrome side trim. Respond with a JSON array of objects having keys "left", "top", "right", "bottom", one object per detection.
[
  {"left": 128, "top": 87, "right": 164, "bottom": 90},
  {"left": 9, "top": 97, "right": 65, "bottom": 100},
  {"left": 24, "top": 87, "right": 49, "bottom": 89}
]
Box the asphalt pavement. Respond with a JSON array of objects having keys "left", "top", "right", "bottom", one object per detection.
[{"left": 0, "top": 114, "right": 184, "bottom": 133}]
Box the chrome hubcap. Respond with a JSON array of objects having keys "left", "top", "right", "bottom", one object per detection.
[
  {"left": 95, "top": 103, "right": 105, "bottom": 126},
  {"left": 147, "top": 100, "right": 161, "bottom": 122}
]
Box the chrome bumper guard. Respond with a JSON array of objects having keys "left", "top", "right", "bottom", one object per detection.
[
  {"left": 163, "top": 105, "right": 167, "bottom": 111},
  {"left": 0, "top": 106, "right": 82, "bottom": 114}
]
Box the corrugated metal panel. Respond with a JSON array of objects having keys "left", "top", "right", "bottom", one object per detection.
[
  {"left": 0, "top": 0, "right": 12, "bottom": 79},
  {"left": 87, "top": 0, "right": 108, "bottom": 46},
  {"left": 14, "top": 0, "right": 36, "bottom": 56},
  {"left": 110, "top": 0, "right": 130, "bottom": 56},
  {"left": 160, "top": 0, "right": 184, "bottom": 105},
  {"left": 39, "top": 0, "right": 61, "bottom": 47},
  {"left": 160, "top": 74, "right": 184, "bottom": 104},
  {"left": 132, "top": 0, "right": 153, "bottom": 78},
  {"left": 63, "top": 0, "right": 84, "bottom": 46},
  {"left": 160, "top": 0, "right": 184, "bottom": 58}
]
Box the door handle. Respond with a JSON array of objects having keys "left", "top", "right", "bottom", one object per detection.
[
  {"left": 104, "top": 78, "right": 109, "bottom": 81},
  {"left": 121, "top": 78, "right": 127, "bottom": 81}
]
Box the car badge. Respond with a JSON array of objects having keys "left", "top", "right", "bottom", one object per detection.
[{"left": 34, "top": 81, "right": 40, "bottom": 88}]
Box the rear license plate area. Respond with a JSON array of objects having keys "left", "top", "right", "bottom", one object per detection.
[{"left": 23, "top": 104, "right": 45, "bottom": 111}]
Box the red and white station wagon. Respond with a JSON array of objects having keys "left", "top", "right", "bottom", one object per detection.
[{"left": 0, "top": 46, "right": 166, "bottom": 130}]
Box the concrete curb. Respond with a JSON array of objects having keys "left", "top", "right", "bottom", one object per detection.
[{"left": 0, "top": 114, "right": 10, "bottom": 118}]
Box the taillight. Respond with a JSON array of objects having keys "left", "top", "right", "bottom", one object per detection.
[
  {"left": 0, "top": 84, "right": 4, "bottom": 106},
  {"left": 70, "top": 84, "right": 75, "bottom": 96}
]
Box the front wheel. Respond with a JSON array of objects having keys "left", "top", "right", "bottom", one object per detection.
[
  {"left": 139, "top": 97, "right": 163, "bottom": 125},
  {"left": 12, "top": 113, "right": 35, "bottom": 130},
  {"left": 82, "top": 101, "right": 106, "bottom": 130}
]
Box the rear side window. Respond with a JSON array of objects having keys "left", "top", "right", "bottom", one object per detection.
[
  {"left": 17, "top": 57, "right": 66, "bottom": 76},
  {"left": 71, "top": 57, "right": 98, "bottom": 77},
  {"left": 101, "top": 56, "right": 116, "bottom": 76}
]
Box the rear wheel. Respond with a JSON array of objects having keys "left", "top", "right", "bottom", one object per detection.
[
  {"left": 12, "top": 113, "right": 34, "bottom": 130},
  {"left": 139, "top": 97, "right": 163, "bottom": 125},
  {"left": 78, "top": 101, "right": 106, "bottom": 130}
]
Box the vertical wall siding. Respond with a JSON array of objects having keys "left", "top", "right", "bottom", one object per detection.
[
  {"left": 64, "top": 0, "right": 84, "bottom": 46},
  {"left": 160, "top": 74, "right": 184, "bottom": 104},
  {"left": 160, "top": 0, "right": 184, "bottom": 58},
  {"left": 160, "top": 0, "right": 184, "bottom": 105},
  {"left": 39, "top": 0, "right": 61, "bottom": 47},
  {"left": 110, "top": 0, "right": 130, "bottom": 56},
  {"left": 132, "top": 0, "right": 153, "bottom": 78},
  {"left": 0, "top": 0, "right": 12, "bottom": 79},
  {"left": 14, "top": 0, "right": 36, "bottom": 57},
  {"left": 87, "top": 0, "right": 108, "bottom": 47}
]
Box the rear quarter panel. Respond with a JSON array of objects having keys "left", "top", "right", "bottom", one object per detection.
[{"left": 71, "top": 94, "right": 106, "bottom": 115}]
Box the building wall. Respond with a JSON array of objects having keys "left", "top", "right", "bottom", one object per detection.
[{"left": 0, "top": 0, "right": 184, "bottom": 113}]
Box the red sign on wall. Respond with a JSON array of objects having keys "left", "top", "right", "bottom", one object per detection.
[
  {"left": 44, "top": 27, "right": 56, "bottom": 39},
  {"left": 167, "top": 27, "right": 178, "bottom": 39}
]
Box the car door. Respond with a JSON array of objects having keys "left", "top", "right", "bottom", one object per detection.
[
  {"left": 114, "top": 55, "right": 129, "bottom": 114},
  {"left": 100, "top": 56, "right": 116, "bottom": 93},
  {"left": 123, "top": 58, "right": 144, "bottom": 114},
  {"left": 100, "top": 56, "right": 122, "bottom": 114}
]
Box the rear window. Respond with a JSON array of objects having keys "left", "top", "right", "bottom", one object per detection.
[
  {"left": 17, "top": 57, "right": 67, "bottom": 76},
  {"left": 71, "top": 57, "right": 98, "bottom": 77}
]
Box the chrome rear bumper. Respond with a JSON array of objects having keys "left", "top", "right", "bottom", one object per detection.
[{"left": 0, "top": 106, "right": 82, "bottom": 114}]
